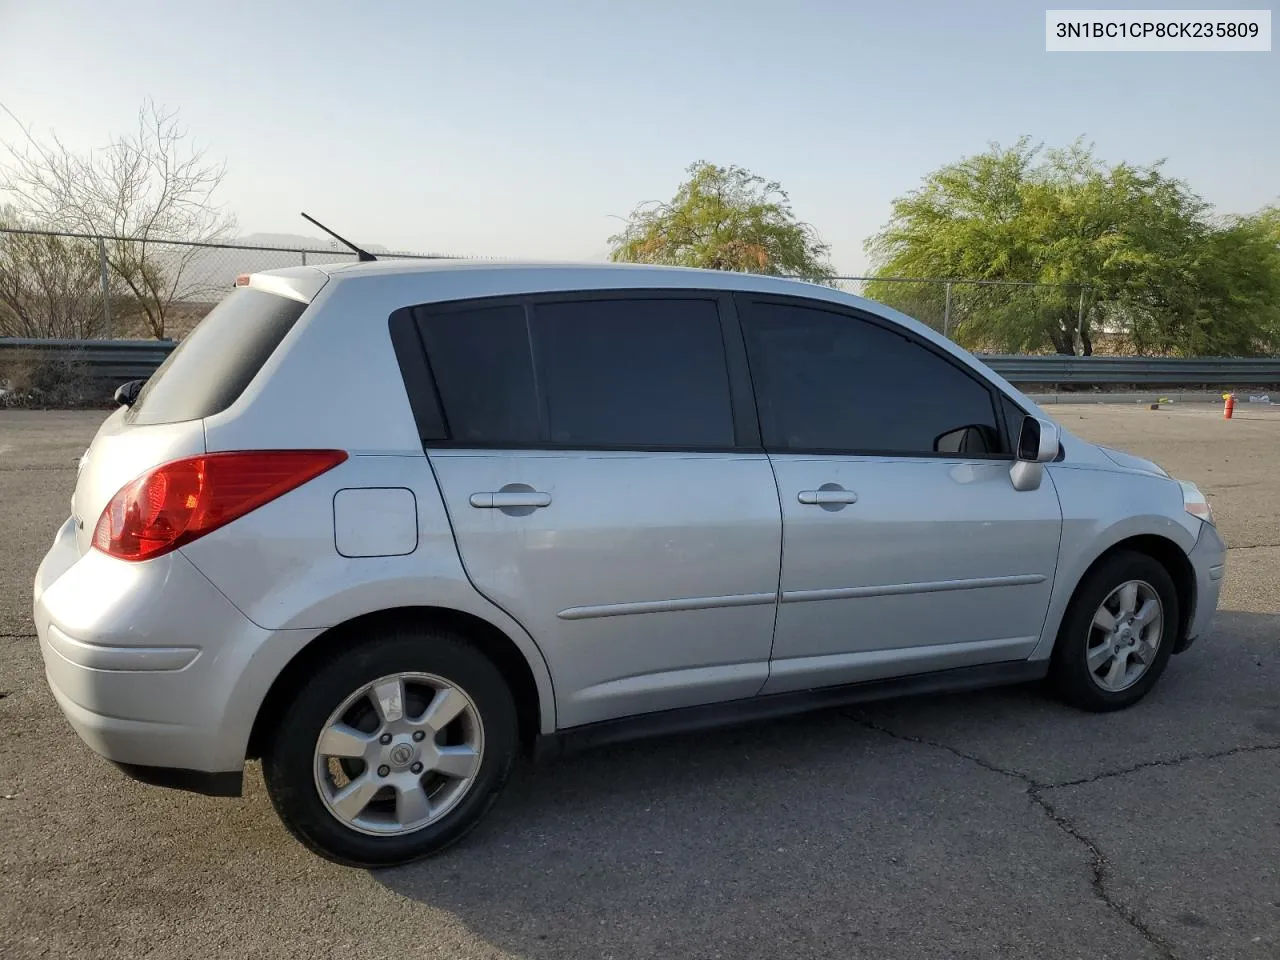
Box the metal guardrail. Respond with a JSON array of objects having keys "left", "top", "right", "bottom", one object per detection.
[
  {"left": 0, "top": 338, "right": 176, "bottom": 382},
  {"left": 977, "top": 354, "right": 1280, "bottom": 385},
  {"left": 2, "top": 338, "right": 1279, "bottom": 388}
]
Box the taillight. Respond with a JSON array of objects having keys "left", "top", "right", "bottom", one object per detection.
[{"left": 92, "top": 450, "right": 347, "bottom": 562}]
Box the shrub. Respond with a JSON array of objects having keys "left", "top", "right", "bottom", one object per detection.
[{"left": 0, "top": 347, "right": 107, "bottom": 408}]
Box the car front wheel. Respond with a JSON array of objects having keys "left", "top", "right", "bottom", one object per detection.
[{"left": 1050, "top": 550, "right": 1180, "bottom": 712}]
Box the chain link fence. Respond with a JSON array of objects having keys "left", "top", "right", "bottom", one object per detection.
[
  {"left": 0, "top": 226, "right": 492, "bottom": 341},
  {"left": 1, "top": 226, "right": 1106, "bottom": 351}
]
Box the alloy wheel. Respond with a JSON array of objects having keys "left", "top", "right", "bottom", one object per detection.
[
  {"left": 1086, "top": 579, "right": 1164, "bottom": 693},
  {"left": 312, "top": 672, "right": 485, "bottom": 837}
]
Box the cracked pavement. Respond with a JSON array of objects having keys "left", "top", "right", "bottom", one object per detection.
[
  {"left": 853, "top": 714, "right": 1280, "bottom": 960},
  {"left": 1, "top": 404, "right": 1277, "bottom": 960}
]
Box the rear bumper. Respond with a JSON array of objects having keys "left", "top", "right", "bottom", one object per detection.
[
  {"left": 1178, "top": 520, "right": 1226, "bottom": 653},
  {"left": 34, "top": 516, "right": 317, "bottom": 781},
  {"left": 109, "top": 761, "right": 243, "bottom": 797},
  {"left": 44, "top": 673, "right": 245, "bottom": 796}
]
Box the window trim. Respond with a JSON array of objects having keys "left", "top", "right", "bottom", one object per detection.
[
  {"left": 734, "top": 292, "right": 1017, "bottom": 460},
  {"left": 399, "top": 289, "right": 763, "bottom": 454}
]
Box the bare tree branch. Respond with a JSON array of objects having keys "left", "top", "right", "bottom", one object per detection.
[
  {"left": 1, "top": 99, "right": 235, "bottom": 338},
  {"left": 0, "top": 207, "right": 106, "bottom": 338}
]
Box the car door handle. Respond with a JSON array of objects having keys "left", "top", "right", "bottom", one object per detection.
[
  {"left": 797, "top": 489, "right": 858, "bottom": 505},
  {"left": 469, "top": 491, "right": 552, "bottom": 509}
]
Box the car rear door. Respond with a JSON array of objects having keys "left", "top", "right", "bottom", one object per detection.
[
  {"left": 408, "top": 291, "right": 782, "bottom": 729},
  {"left": 736, "top": 295, "right": 1063, "bottom": 695}
]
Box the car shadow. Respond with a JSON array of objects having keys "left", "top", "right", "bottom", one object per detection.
[{"left": 372, "top": 608, "right": 1278, "bottom": 960}]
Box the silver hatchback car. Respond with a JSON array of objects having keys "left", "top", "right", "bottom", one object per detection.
[{"left": 35, "top": 261, "right": 1225, "bottom": 866}]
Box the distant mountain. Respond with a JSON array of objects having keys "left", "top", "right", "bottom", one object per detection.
[
  {"left": 146, "top": 232, "right": 404, "bottom": 301},
  {"left": 148, "top": 229, "right": 513, "bottom": 308},
  {"left": 234, "top": 233, "right": 391, "bottom": 253}
]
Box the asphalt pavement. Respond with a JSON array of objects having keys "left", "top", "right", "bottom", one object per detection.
[{"left": 0, "top": 403, "right": 1276, "bottom": 960}]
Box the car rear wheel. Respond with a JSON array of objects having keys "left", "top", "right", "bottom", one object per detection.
[
  {"left": 262, "top": 625, "right": 518, "bottom": 867},
  {"left": 1050, "top": 550, "right": 1180, "bottom": 712}
]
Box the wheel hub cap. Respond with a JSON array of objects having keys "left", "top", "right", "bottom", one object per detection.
[{"left": 388, "top": 742, "right": 416, "bottom": 767}]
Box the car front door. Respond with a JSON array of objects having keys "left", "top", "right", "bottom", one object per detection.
[
  {"left": 412, "top": 292, "right": 782, "bottom": 729},
  {"left": 736, "top": 295, "right": 1063, "bottom": 695}
]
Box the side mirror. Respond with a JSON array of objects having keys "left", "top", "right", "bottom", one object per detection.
[
  {"left": 1017, "top": 416, "right": 1059, "bottom": 463},
  {"left": 113, "top": 379, "right": 144, "bottom": 408},
  {"left": 1010, "top": 416, "right": 1059, "bottom": 491}
]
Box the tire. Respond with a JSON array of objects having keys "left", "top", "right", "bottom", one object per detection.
[
  {"left": 1050, "top": 550, "right": 1180, "bottom": 712},
  {"left": 262, "top": 624, "right": 518, "bottom": 867}
]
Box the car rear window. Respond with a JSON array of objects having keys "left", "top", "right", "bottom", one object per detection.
[
  {"left": 531, "top": 298, "right": 736, "bottom": 449},
  {"left": 409, "top": 295, "right": 738, "bottom": 450},
  {"left": 128, "top": 288, "right": 308, "bottom": 425}
]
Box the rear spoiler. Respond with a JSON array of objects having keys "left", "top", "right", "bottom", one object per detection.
[{"left": 236, "top": 267, "right": 329, "bottom": 304}]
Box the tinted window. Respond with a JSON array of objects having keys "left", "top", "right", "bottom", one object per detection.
[
  {"left": 129, "top": 288, "right": 307, "bottom": 425},
  {"left": 418, "top": 304, "right": 539, "bottom": 445},
  {"left": 533, "top": 298, "right": 735, "bottom": 448},
  {"left": 742, "top": 301, "right": 1003, "bottom": 455}
]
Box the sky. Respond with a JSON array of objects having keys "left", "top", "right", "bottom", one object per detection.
[{"left": 0, "top": 0, "right": 1276, "bottom": 274}]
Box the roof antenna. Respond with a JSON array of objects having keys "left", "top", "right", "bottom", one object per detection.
[{"left": 300, "top": 212, "right": 378, "bottom": 262}]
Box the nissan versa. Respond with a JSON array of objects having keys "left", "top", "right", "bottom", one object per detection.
[{"left": 34, "top": 260, "right": 1225, "bottom": 867}]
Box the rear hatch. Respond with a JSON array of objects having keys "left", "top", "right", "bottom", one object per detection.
[{"left": 71, "top": 277, "right": 319, "bottom": 554}]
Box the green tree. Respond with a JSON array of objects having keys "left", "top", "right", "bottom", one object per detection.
[
  {"left": 610, "top": 161, "right": 834, "bottom": 279},
  {"left": 1107, "top": 207, "right": 1280, "bottom": 356},
  {"left": 1186, "top": 209, "right": 1280, "bottom": 355},
  {"left": 865, "top": 138, "right": 1278, "bottom": 356}
]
